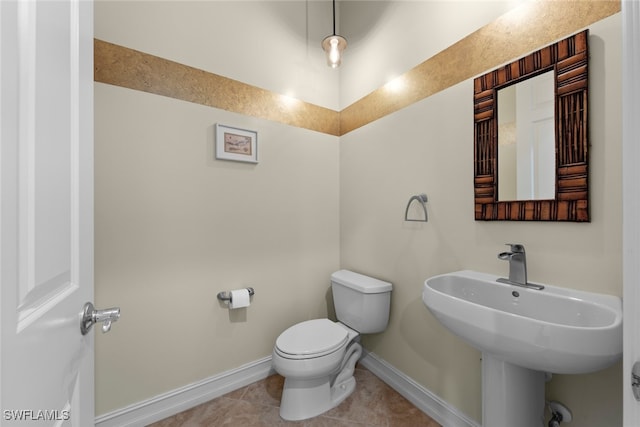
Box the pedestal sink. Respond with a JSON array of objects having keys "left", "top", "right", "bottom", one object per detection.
[{"left": 422, "top": 270, "right": 622, "bottom": 427}]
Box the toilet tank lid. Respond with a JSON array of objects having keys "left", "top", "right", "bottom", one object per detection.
[{"left": 331, "top": 270, "right": 392, "bottom": 293}]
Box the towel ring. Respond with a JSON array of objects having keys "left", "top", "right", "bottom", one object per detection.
[{"left": 404, "top": 194, "right": 428, "bottom": 222}]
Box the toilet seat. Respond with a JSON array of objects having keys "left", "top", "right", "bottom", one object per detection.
[{"left": 275, "top": 319, "right": 349, "bottom": 360}]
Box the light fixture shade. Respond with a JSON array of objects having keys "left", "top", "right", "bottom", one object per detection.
[{"left": 322, "top": 34, "right": 347, "bottom": 68}]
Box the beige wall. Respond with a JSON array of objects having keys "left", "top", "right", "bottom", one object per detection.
[
  {"left": 94, "top": 85, "right": 340, "bottom": 413},
  {"left": 340, "top": 13, "right": 622, "bottom": 426},
  {"left": 95, "top": 1, "right": 623, "bottom": 425},
  {"left": 94, "top": 2, "right": 344, "bottom": 414}
]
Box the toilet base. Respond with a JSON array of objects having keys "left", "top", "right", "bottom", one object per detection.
[
  {"left": 279, "top": 375, "right": 357, "bottom": 421},
  {"left": 279, "top": 342, "right": 361, "bottom": 421}
]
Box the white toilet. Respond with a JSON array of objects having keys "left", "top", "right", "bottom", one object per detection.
[{"left": 272, "top": 269, "right": 392, "bottom": 421}]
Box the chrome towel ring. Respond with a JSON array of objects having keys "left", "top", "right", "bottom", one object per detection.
[{"left": 404, "top": 194, "right": 428, "bottom": 222}]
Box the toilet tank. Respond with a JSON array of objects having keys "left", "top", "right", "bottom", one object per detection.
[{"left": 331, "top": 270, "right": 392, "bottom": 334}]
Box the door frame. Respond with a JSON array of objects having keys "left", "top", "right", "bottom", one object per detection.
[{"left": 622, "top": 1, "right": 640, "bottom": 425}]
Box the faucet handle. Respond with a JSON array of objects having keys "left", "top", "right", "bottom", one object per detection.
[{"left": 505, "top": 243, "right": 525, "bottom": 253}]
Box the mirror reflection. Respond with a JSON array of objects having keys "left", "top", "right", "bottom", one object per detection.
[{"left": 497, "top": 71, "right": 555, "bottom": 201}]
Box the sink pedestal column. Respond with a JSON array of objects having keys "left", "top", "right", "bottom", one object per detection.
[{"left": 482, "top": 353, "right": 546, "bottom": 427}]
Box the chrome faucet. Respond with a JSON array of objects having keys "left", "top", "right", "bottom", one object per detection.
[{"left": 497, "top": 244, "right": 544, "bottom": 290}]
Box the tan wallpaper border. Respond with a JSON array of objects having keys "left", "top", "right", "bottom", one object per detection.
[
  {"left": 94, "top": 39, "right": 341, "bottom": 136},
  {"left": 94, "top": 1, "right": 620, "bottom": 137}
]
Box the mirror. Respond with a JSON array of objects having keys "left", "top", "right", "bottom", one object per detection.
[
  {"left": 474, "top": 30, "right": 589, "bottom": 221},
  {"left": 497, "top": 70, "right": 555, "bottom": 201}
]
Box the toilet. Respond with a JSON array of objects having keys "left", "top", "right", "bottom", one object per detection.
[{"left": 272, "top": 269, "right": 392, "bottom": 421}]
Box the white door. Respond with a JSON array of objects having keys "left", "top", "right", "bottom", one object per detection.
[
  {"left": 624, "top": 1, "right": 640, "bottom": 425},
  {"left": 0, "top": 1, "right": 102, "bottom": 425}
]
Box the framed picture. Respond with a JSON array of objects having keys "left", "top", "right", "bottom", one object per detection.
[{"left": 215, "top": 124, "right": 258, "bottom": 163}]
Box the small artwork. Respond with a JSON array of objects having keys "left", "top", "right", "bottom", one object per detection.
[{"left": 215, "top": 124, "right": 258, "bottom": 163}]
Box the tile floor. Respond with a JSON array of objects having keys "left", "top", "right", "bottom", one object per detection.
[{"left": 148, "top": 365, "right": 442, "bottom": 426}]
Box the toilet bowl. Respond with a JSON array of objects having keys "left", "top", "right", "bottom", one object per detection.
[
  {"left": 272, "top": 319, "right": 361, "bottom": 420},
  {"left": 272, "top": 270, "right": 392, "bottom": 421}
]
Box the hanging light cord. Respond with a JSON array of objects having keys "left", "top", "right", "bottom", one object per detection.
[{"left": 332, "top": 0, "right": 337, "bottom": 36}]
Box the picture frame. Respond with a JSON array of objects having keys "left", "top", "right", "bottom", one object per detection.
[{"left": 215, "top": 124, "right": 258, "bottom": 164}]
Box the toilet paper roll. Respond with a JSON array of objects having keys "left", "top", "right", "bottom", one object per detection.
[{"left": 229, "top": 289, "right": 251, "bottom": 309}]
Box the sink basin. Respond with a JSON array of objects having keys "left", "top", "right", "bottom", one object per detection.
[{"left": 422, "top": 270, "right": 622, "bottom": 374}]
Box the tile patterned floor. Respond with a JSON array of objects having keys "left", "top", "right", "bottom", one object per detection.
[{"left": 148, "top": 365, "right": 442, "bottom": 426}]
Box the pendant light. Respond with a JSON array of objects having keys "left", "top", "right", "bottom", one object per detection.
[{"left": 322, "top": 0, "right": 347, "bottom": 68}]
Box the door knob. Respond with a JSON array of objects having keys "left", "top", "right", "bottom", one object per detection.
[
  {"left": 632, "top": 362, "right": 640, "bottom": 401},
  {"left": 81, "top": 302, "right": 120, "bottom": 335}
]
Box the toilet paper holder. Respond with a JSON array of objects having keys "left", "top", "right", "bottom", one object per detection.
[{"left": 217, "top": 287, "right": 255, "bottom": 303}]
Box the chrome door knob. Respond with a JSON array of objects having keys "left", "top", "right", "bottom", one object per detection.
[{"left": 81, "top": 302, "right": 120, "bottom": 335}]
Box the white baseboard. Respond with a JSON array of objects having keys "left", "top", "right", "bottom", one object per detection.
[
  {"left": 94, "top": 356, "right": 275, "bottom": 427},
  {"left": 359, "top": 351, "right": 480, "bottom": 427},
  {"left": 95, "top": 351, "right": 478, "bottom": 427}
]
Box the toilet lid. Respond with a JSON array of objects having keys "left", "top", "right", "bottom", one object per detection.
[{"left": 276, "top": 319, "right": 349, "bottom": 358}]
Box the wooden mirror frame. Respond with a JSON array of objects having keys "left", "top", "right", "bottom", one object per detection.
[{"left": 473, "top": 30, "right": 589, "bottom": 221}]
